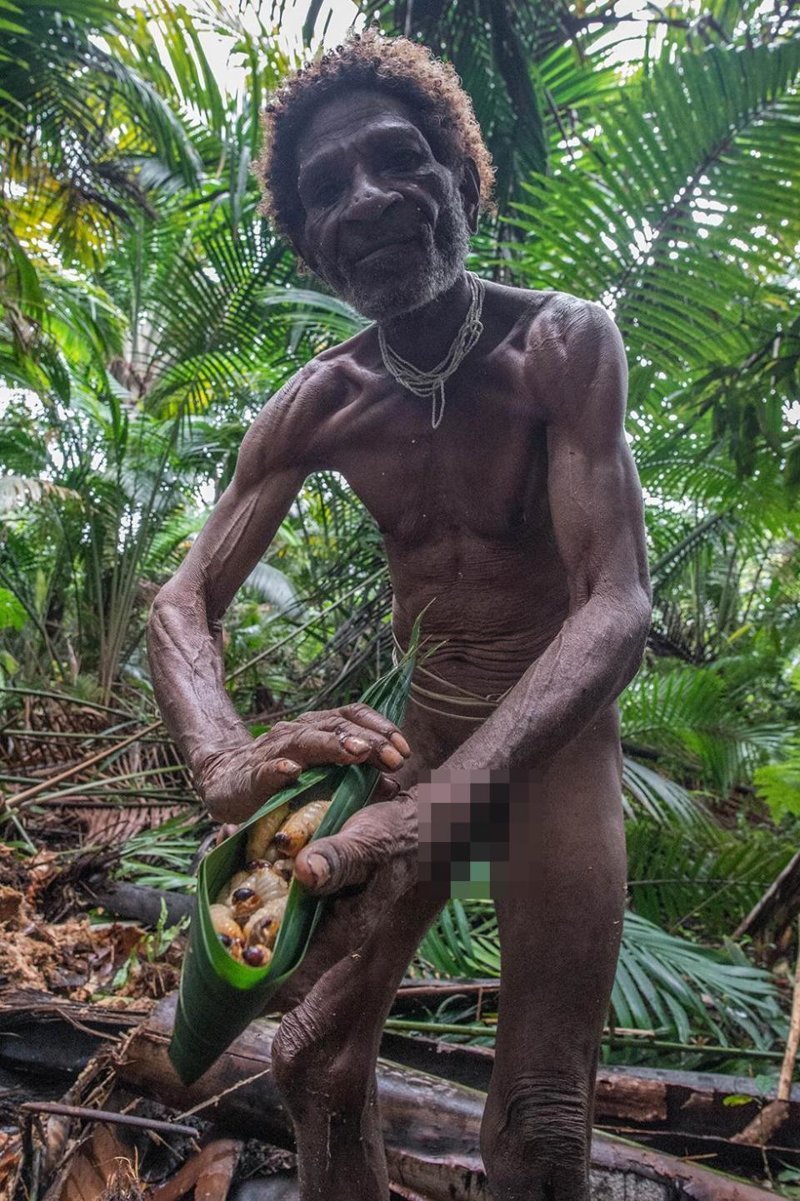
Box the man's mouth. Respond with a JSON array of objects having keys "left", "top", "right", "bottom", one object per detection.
[{"left": 349, "top": 235, "right": 422, "bottom": 267}]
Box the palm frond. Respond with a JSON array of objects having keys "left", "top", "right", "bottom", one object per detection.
[
  {"left": 243, "top": 561, "right": 305, "bottom": 617},
  {"left": 509, "top": 38, "right": 800, "bottom": 478},
  {"left": 626, "top": 819, "right": 795, "bottom": 936},
  {"left": 621, "top": 756, "right": 715, "bottom": 833},
  {"left": 754, "top": 737, "right": 800, "bottom": 822},
  {"left": 0, "top": 475, "right": 82, "bottom": 514},
  {"left": 416, "top": 899, "right": 784, "bottom": 1050},
  {"left": 621, "top": 662, "right": 790, "bottom": 793},
  {"left": 614, "top": 911, "right": 782, "bottom": 1048}
]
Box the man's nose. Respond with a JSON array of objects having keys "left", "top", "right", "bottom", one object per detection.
[{"left": 343, "top": 165, "right": 401, "bottom": 224}]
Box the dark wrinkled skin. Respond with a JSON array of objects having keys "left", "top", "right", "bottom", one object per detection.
[{"left": 148, "top": 88, "right": 651, "bottom": 1201}]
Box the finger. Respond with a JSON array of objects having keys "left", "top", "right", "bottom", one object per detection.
[
  {"left": 294, "top": 799, "right": 416, "bottom": 895},
  {"left": 291, "top": 713, "right": 406, "bottom": 770},
  {"left": 339, "top": 704, "right": 411, "bottom": 758},
  {"left": 333, "top": 722, "right": 405, "bottom": 770},
  {"left": 252, "top": 757, "right": 302, "bottom": 799},
  {"left": 373, "top": 773, "right": 400, "bottom": 802},
  {"left": 273, "top": 725, "right": 403, "bottom": 772}
]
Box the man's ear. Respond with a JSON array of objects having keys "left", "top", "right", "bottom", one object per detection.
[{"left": 460, "top": 156, "right": 480, "bottom": 234}]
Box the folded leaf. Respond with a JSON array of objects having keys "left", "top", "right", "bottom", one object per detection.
[{"left": 169, "top": 635, "right": 417, "bottom": 1085}]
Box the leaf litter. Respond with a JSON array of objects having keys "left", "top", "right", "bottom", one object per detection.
[{"left": 0, "top": 733, "right": 304, "bottom": 1201}]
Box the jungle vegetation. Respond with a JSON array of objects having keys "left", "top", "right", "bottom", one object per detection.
[{"left": 1, "top": 0, "right": 800, "bottom": 1084}]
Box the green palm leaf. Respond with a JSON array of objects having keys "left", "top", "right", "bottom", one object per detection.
[
  {"left": 509, "top": 39, "right": 800, "bottom": 478},
  {"left": 621, "top": 756, "right": 715, "bottom": 833},
  {"left": 621, "top": 662, "right": 788, "bottom": 793},
  {"left": 416, "top": 899, "right": 784, "bottom": 1049},
  {"left": 626, "top": 818, "right": 795, "bottom": 934}
]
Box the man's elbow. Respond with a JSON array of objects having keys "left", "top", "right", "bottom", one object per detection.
[
  {"left": 147, "top": 579, "right": 195, "bottom": 661},
  {"left": 627, "top": 582, "right": 652, "bottom": 631},
  {"left": 588, "top": 585, "right": 649, "bottom": 678},
  {"left": 149, "top": 573, "right": 205, "bottom": 631},
  {"left": 147, "top": 581, "right": 176, "bottom": 641},
  {"left": 619, "top": 585, "right": 651, "bottom": 674}
]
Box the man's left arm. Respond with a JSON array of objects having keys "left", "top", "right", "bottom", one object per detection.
[
  {"left": 294, "top": 301, "right": 652, "bottom": 896},
  {"left": 447, "top": 298, "right": 651, "bottom": 775}
]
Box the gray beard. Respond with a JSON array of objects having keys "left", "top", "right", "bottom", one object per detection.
[{"left": 327, "top": 201, "right": 471, "bottom": 323}]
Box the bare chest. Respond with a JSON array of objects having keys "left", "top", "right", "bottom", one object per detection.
[{"left": 322, "top": 353, "right": 551, "bottom": 546}]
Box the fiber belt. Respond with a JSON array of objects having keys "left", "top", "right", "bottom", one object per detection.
[{"left": 392, "top": 630, "right": 512, "bottom": 722}]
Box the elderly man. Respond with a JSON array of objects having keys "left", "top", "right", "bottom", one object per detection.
[{"left": 148, "top": 30, "right": 651, "bottom": 1201}]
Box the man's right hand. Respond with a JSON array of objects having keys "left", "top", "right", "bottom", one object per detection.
[{"left": 197, "top": 703, "right": 411, "bottom": 823}]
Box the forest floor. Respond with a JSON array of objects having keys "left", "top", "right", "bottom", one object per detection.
[{"left": 2, "top": 691, "right": 800, "bottom": 1200}]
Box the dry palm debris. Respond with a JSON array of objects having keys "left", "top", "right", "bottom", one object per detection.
[
  {"left": 77, "top": 803, "right": 187, "bottom": 849},
  {"left": 0, "top": 846, "right": 185, "bottom": 1004},
  {"left": 0, "top": 1130, "right": 22, "bottom": 1200}
]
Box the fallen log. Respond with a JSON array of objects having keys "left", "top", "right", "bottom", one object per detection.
[
  {"left": 116, "top": 996, "right": 780, "bottom": 1201},
  {"left": 92, "top": 882, "right": 194, "bottom": 928},
  {"left": 5, "top": 990, "right": 800, "bottom": 1170},
  {"left": 0, "top": 988, "right": 146, "bottom": 1079},
  {"left": 380, "top": 1030, "right": 800, "bottom": 1163}
]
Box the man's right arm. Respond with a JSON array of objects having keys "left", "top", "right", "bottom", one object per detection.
[{"left": 148, "top": 369, "right": 409, "bottom": 823}]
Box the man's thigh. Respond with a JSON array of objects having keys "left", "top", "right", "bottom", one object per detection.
[{"left": 491, "top": 705, "right": 626, "bottom": 1079}]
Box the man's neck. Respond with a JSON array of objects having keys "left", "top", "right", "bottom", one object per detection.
[{"left": 378, "top": 270, "right": 472, "bottom": 370}]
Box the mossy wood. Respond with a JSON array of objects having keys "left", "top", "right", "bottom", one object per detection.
[{"left": 170, "top": 640, "right": 417, "bottom": 1085}]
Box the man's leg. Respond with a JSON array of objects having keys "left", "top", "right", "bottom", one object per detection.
[
  {"left": 270, "top": 873, "right": 445, "bottom": 1201},
  {"left": 266, "top": 737, "right": 451, "bottom": 1201},
  {"left": 480, "top": 708, "right": 627, "bottom": 1201}
]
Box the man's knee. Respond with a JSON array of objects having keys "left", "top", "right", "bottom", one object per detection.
[
  {"left": 272, "top": 1003, "right": 373, "bottom": 1117},
  {"left": 481, "top": 1074, "right": 591, "bottom": 1200}
]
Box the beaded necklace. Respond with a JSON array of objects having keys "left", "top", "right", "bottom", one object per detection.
[{"left": 377, "top": 272, "right": 486, "bottom": 430}]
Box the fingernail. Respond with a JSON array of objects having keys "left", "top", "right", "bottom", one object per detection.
[
  {"left": 380, "top": 745, "right": 404, "bottom": 769},
  {"left": 277, "top": 759, "right": 301, "bottom": 774},
  {"left": 390, "top": 732, "right": 411, "bottom": 757},
  {"left": 344, "top": 737, "right": 370, "bottom": 755},
  {"left": 306, "top": 852, "right": 330, "bottom": 888}
]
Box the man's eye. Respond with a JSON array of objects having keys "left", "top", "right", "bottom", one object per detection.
[{"left": 383, "top": 148, "right": 420, "bottom": 172}]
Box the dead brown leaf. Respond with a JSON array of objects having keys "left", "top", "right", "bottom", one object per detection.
[
  {"left": 149, "top": 1139, "right": 242, "bottom": 1201},
  {"left": 57, "top": 1125, "right": 144, "bottom": 1201},
  {"left": 27, "top": 850, "right": 61, "bottom": 901},
  {"left": 78, "top": 806, "right": 184, "bottom": 848},
  {"left": 0, "top": 886, "right": 26, "bottom": 926}
]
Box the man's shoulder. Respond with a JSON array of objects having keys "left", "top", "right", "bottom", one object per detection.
[
  {"left": 488, "top": 285, "right": 625, "bottom": 428},
  {"left": 284, "top": 324, "right": 377, "bottom": 409},
  {"left": 308, "top": 322, "right": 377, "bottom": 374},
  {"left": 497, "top": 285, "right": 613, "bottom": 348},
  {"left": 264, "top": 329, "right": 367, "bottom": 413},
  {"left": 503, "top": 286, "right": 622, "bottom": 395},
  {"left": 486, "top": 283, "right": 616, "bottom": 364},
  {"left": 246, "top": 328, "right": 376, "bottom": 473}
]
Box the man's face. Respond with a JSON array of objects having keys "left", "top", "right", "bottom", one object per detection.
[{"left": 295, "top": 90, "right": 474, "bottom": 322}]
